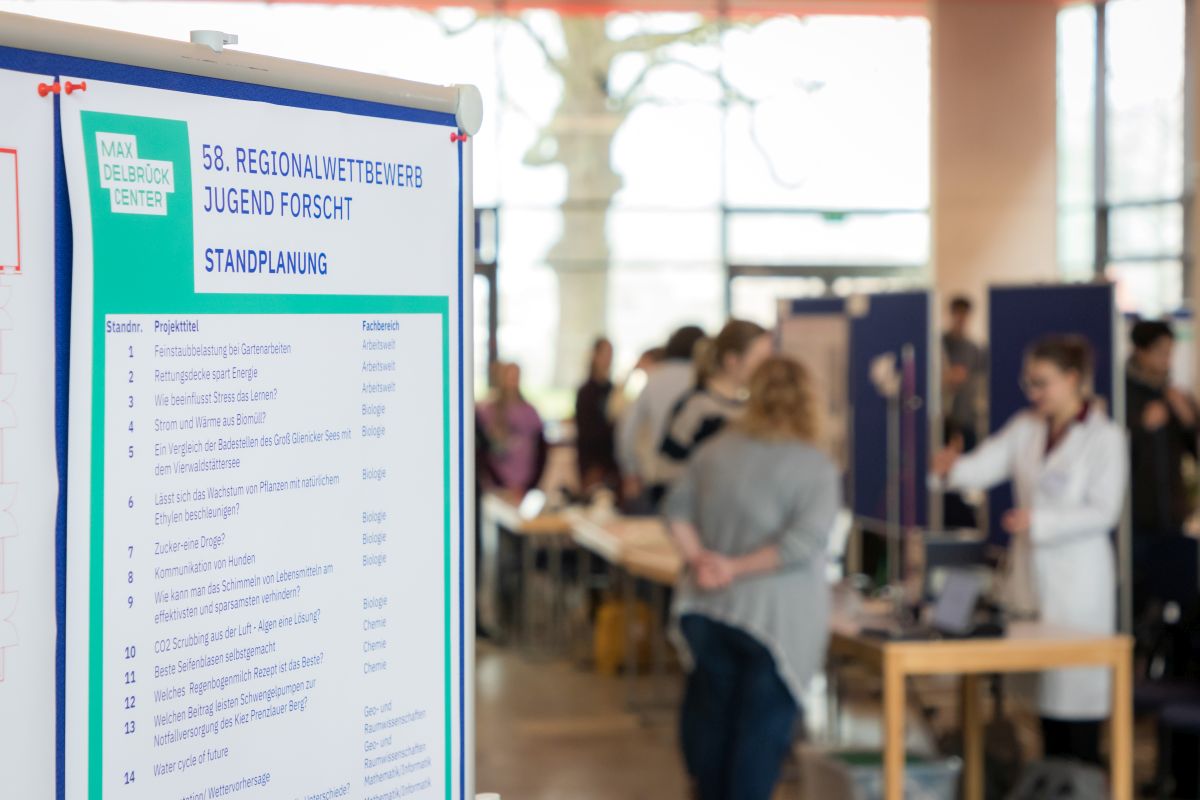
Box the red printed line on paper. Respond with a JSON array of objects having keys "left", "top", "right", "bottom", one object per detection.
[{"left": 0, "top": 148, "right": 20, "bottom": 274}]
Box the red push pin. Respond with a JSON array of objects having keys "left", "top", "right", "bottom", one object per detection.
[
  {"left": 37, "top": 82, "right": 61, "bottom": 97},
  {"left": 65, "top": 81, "right": 87, "bottom": 95},
  {"left": 450, "top": 132, "right": 469, "bottom": 143}
]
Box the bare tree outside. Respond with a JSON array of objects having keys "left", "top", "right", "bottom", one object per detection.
[{"left": 443, "top": 9, "right": 819, "bottom": 386}]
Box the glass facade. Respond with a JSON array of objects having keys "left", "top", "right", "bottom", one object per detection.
[{"left": 1057, "top": 0, "right": 1188, "bottom": 318}]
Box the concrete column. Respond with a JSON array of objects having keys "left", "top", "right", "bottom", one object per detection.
[{"left": 930, "top": 0, "right": 1060, "bottom": 336}]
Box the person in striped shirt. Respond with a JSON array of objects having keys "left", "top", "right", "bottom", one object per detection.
[{"left": 655, "top": 320, "right": 773, "bottom": 498}]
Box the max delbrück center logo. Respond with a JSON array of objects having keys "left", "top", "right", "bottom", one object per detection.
[{"left": 96, "top": 132, "right": 175, "bottom": 216}]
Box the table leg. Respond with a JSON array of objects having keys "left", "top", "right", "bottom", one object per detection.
[
  {"left": 623, "top": 570, "right": 638, "bottom": 709},
  {"left": 576, "top": 547, "right": 593, "bottom": 665},
  {"left": 651, "top": 582, "right": 667, "bottom": 704},
  {"left": 961, "top": 674, "right": 984, "bottom": 800},
  {"left": 480, "top": 513, "right": 500, "bottom": 639},
  {"left": 883, "top": 654, "right": 905, "bottom": 800},
  {"left": 551, "top": 536, "right": 564, "bottom": 650},
  {"left": 521, "top": 537, "right": 535, "bottom": 649},
  {"left": 497, "top": 525, "right": 514, "bottom": 643},
  {"left": 1110, "top": 645, "right": 1134, "bottom": 800},
  {"left": 825, "top": 658, "right": 841, "bottom": 745}
]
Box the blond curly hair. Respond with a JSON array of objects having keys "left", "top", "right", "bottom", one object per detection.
[{"left": 737, "top": 356, "right": 819, "bottom": 442}]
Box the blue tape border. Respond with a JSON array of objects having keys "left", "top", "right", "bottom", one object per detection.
[
  {"left": 456, "top": 139, "right": 466, "bottom": 800},
  {"left": 0, "top": 46, "right": 464, "bottom": 800},
  {"left": 52, "top": 88, "right": 71, "bottom": 800}
]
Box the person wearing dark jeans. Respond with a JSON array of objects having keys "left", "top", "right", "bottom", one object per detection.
[
  {"left": 665, "top": 357, "right": 839, "bottom": 800},
  {"left": 679, "top": 615, "right": 798, "bottom": 800}
]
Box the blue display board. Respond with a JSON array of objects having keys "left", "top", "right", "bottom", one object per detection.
[
  {"left": 986, "top": 283, "right": 1117, "bottom": 542},
  {"left": 779, "top": 292, "right": 935, "bottom": 531},
  {"left": 788, "top": 297, "right": 847, "bottom": 315},
  {"left": 849, "top": 291, "right": 933, "bottom": 529}
]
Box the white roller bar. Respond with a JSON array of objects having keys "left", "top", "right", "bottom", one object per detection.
[{"left": 0, "top": 11, "right": 484, "bottom": 135}]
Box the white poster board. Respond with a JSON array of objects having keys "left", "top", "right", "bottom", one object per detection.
[
  {"left": 62, "top": 78, "right": 468, "bottom": 800},
  {"left": 0, "top": 66, "right": 60, "bottom": 799}
]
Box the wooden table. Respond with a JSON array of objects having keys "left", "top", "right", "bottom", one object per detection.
[
  {"left": 829, "top": 621, "right": 1134, "bottom": 800},
  {"left": 479, "top": 492, "right": 574, "bottom": 647},
  {"left": 568, "top": 511, "right": 683, "bottom": 708},
  {"left": 482, "top": 492, "right": 573, "bottom": 537},
  {"left": 568, "top": 510, "right": 682, "bottom": 581}
]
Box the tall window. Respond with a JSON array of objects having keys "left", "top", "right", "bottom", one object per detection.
[
  {"left": 721, "top": 16, "right": 930, "bottom": 325},
  {"left": 1057, "top": 0, "right": 1187, "bottom": 317}
]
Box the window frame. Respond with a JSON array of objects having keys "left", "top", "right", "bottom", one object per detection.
[{"left": 1069, "top": 0, "right": 1192, "bottom": 304}]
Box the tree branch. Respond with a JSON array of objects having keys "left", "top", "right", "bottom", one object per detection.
[
  {"left": 747, "top": 111, "right": 807, "bottom": 190},
  {"left": 509, "top": 14, "right": 565, "bottom": 75},
  {"left": 487, "top": 11, "right": 818, "bottom": 193},
  {"left": 614, "top": 57, "right": 815, "bottom": 191},
  {"left": 430, "top": 12, "right": 481, "bottom": 38},
  {"left": 610, "top": 25, "right": 715, "bottom": 56},
  {"left": 609, "top": 55, "right": 656, "bottom": 109},
  {"left": 612, "top": 55, "right": 753, "bottom": 110}
]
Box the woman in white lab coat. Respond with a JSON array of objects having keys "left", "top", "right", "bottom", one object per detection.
[{"left": 934, "top": 335, "right": 1127, "bottom": 765}]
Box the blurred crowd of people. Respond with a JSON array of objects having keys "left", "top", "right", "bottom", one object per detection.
[{"left": 474, "top": 302, "right": 1200, "bottom": 800}]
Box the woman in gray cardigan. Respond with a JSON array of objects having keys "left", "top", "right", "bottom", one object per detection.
[{"left": 664, "top": 356, "right": 839, "bottom": 800}]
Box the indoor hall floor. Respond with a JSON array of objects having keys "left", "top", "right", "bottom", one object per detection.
[
  {"left": 474, "top": 639, "right": 696, "bottom": 799},
  {"left": 472, "top": 639, "right": 889, "bottom": 798},
  {"left": 474, "top": 639, "right": 1163, "bottom": 799}
]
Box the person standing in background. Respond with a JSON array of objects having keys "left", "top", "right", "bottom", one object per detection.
[
  {"left": 934, "top": 336, "right": 1127, "bottom": 766},
  {"left": 1126, "top": 320, "right": 1198, "bottom": 616},
  {"left": 575, "top": 337, "right": 619, "bottom": 494},
  {"left": 1127, "top": 320, "right": 1197, "bottom": 536},
  {"left": 942, "top": 296, "right": 987, "bottom": 529},
  {"left": 476, "top": 362, "right": 548, "bottom": 498},
  {"left": 656, "top": 320, "right": 773, "bottom": 499},
  {"left": 609, "top": 346, "right": 665, "bottom": 425},
  {"left": 665, "top": 356, "right": 839, "bottom": 800},
  {"left": 616, "top": 325, "right": 706, "bottom": 506},
  {"left": 942, "top": 295, "right": 986, "bottom": 449}
]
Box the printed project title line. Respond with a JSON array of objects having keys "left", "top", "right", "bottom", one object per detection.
[
  {"left": 199, "top": 144, "right": 426, "bottom": 281},
  {"left": 97, "top": 133, "right": 430, "bottom": 280}
]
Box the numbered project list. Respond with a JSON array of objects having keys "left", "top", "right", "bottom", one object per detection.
[{"left": 100, "top": 313, "right": 447, "bottom": 800}]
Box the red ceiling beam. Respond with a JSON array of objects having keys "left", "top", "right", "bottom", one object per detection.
[
  {"left": 240, "top": 0, "right": 929, "bottom": 17},
  {"left": 238, "top": 0, "right": 1082, "bottom": 17}
]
